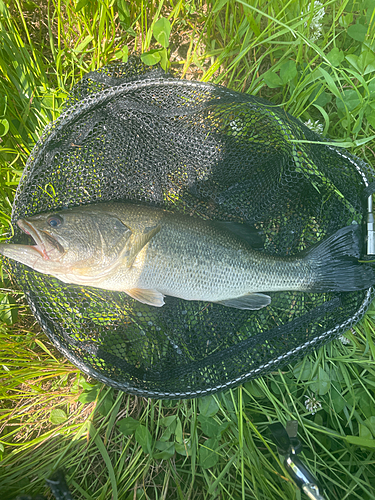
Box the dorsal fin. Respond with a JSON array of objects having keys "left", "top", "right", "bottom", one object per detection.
[{"left": 214, "top": 221, "right": 264, "bottom": 248}]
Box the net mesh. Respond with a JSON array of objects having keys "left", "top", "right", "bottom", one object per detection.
[{"left": 5, "top": 58, "right": 375, "bottom": 398}]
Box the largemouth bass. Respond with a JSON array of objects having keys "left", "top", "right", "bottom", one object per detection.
[{"left": 0, "top": 203, "right": 373, "bottom": 310}]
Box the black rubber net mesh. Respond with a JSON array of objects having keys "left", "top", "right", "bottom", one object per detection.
[{"left": 5, "top": 58, "right": 375, "bottom": 398}]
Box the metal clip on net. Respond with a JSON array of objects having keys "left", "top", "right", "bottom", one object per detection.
[
  {"left": 367, "top": 194, "right": 375, "bottom": 256},
  {"left": 362, "top": 182, "right": 375, "bottom": 256},
  {"left": 269, "top": 422, "right": 327, "bottom": 500}
]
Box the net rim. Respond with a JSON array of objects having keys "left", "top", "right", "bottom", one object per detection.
[{"left": 9, "top": 67, "right": 375, "bottom": 398}]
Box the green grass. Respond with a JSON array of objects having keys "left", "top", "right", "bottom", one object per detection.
[{"left": 1, "top": 0, "right": 375, "bottom": 498}]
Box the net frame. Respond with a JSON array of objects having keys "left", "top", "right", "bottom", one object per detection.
[{"left": 4, "top": 59, "right": 375, "bottom": 398}]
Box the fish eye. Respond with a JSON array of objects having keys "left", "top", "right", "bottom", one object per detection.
[{"left": 47, "top": 215, "right": 63, "bottom": 228}]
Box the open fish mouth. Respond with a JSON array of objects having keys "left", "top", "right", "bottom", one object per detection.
[{"left": 17, "top": 219, "right": 64, "bottom": 259}]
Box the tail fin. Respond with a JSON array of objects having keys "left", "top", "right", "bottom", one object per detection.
[{"left": 306, "top": 224, "right": 375, "bottom": 292}]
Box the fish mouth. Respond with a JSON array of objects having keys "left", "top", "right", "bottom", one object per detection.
[{"left": 17, "top": 219, "right": 64, "bottom": 259}]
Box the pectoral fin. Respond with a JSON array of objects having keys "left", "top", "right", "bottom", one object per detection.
[
  {"left": 126, "top": 288, "right": 165, "bottom": 307},
  {"left": 123, "top": 225, "right": 161, "bottom": 267},
  {"left": 215, "top": 293, "right": 271, "bottom": 310}
]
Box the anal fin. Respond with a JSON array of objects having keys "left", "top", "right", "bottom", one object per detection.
[
  {"left": 126, "top": 288, "right": 165, "bottom": 307},
  {"left": 215, "top": 292, "right": 271, "bottom": 310}
]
